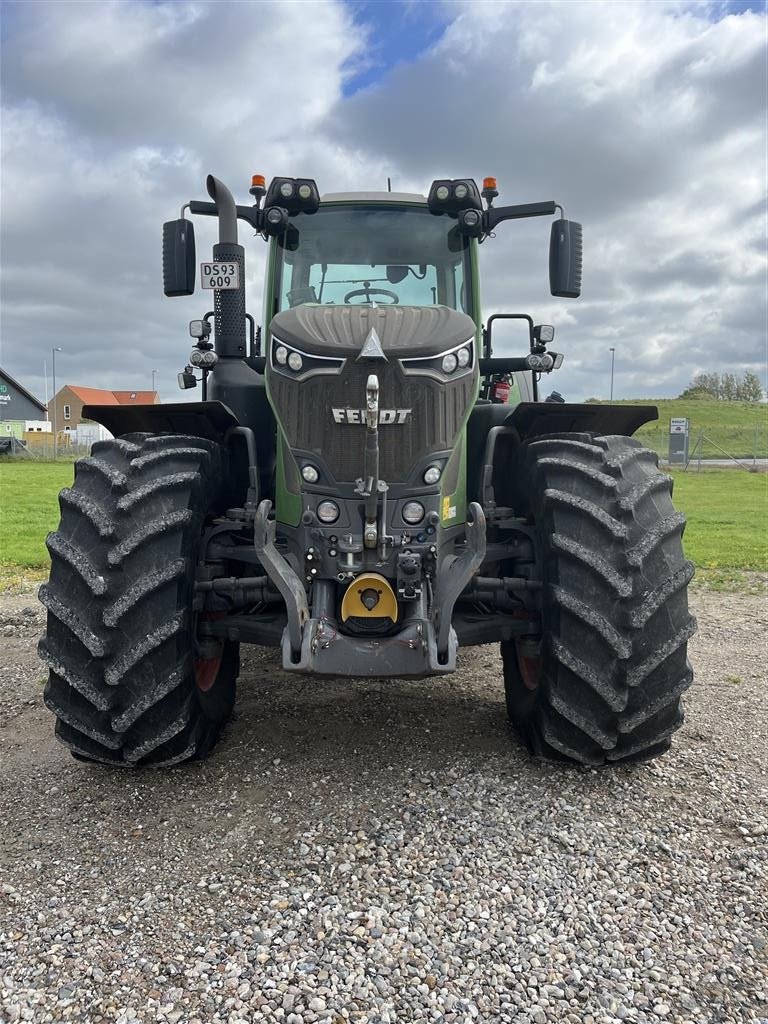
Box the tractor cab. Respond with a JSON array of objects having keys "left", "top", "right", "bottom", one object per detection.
[{"left": 270, "top": 193, "right": 475, "bottom": 320}]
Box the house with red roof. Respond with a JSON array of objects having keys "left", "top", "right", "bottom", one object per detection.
[{"left": 50, "top": 385, "right": 159, "bottom": 439}]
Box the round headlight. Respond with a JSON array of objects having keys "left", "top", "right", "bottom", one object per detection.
[
  {"left": 457, "top": 345, "right": 471, "bottom": 368},
  {"left": 189, "top": 349, "right": 204, "bottom": 366},
  {"left": 266, "top": 207, "right": 284, "bottom": 225},
  {"left": 288, "top": 351, "right": 303, "bottom": 372},
  {"left": 462, "top": 209, "right": 480, "bottom": 226},
  {"left": 423, "top": 466, "right": 441, "bottom": 485},
  {"left": 527, "top": 354, "right": 543, "bottom": 370},
  {"left": 298, "top": 184, "right": 312, "bottom": 200},
  {"left": 275, "top": 345, "right": 288, "bottom": 365},
  {"left": 441, "top": 353, "right": 458, "bottom": 374},
  {"left": 402, "top": 501, "right": 425, "bottom": 525},
  {"left": 454, "top": 183, "right": 468, "bottom": 200},
  {"left": 301, "top": 464, "right": 319, "bottom": 484},
  {"left": 435, "top": 185, "right": 450, "bottom": 201},
  {"left": 199, "top": 350, "right": 218, "bottom": 368},
  {"left": 279, "top": 181, "right": 294, "bottom": 198},
  {"left": 317, "top": 500, "right": 340, "bottom": 524}
]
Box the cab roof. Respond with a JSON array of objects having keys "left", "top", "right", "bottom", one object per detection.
[{"left": 319, "top": 191, "right": 427, "bottom": 205}]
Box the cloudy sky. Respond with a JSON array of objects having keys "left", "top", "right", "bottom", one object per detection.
[{"left": 1, "top": 0, "right": 765, "bottom": 403}]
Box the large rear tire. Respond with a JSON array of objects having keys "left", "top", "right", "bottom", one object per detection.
[
  {"left": 502, "top": 434, "right": 696, "bottom": 766},
  {"left": 39, "top": 433, "right": 238, "bottom": 767}
]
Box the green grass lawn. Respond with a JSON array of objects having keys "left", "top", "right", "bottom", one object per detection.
[
  {"left": 0, "top": 461, "right": 73, "bottom": 587},
  {"left": 1, "top": 460, "right": 766, "bottom": 589},
  {"left": 668, "top": 468, "right": 767, "bottom": 573}
]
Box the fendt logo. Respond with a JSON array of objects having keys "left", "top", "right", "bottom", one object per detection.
[{"left": 332, "top": 408, "right": 412, "bottom": 425}]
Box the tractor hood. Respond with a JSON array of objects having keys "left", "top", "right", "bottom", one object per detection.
[{"left": 270, "top": 303, "right": 476, "bottom": 359}]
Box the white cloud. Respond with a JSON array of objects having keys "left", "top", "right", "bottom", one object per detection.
[{"left": 0, "top": 0, "right": 765, "bottom": 405}]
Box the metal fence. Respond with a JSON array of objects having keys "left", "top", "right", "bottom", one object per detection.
[{"left": 636, "top": 426, "right": 766, "bottom": 464}]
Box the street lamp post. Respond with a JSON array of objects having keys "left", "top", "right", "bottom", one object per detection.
[
  {"left": 52, "top": 346, "right": 63, "bottom": 459},
  {"left": 152, "top": 368, "right": 158, "bottom": 395},
  {"left": 609, "top": 347, "right": 616, "bottom": 401}
]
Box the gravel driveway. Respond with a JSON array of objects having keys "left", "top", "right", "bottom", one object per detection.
[{"left": 0, "top": 586, "right": 766, "bottom": 1024}]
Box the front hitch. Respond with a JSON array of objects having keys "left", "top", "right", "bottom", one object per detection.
[{"left": 253, "top": 500, "right": 309, "bottom": 661}]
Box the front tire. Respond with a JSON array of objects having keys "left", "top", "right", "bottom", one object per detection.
[
  {"left": 39, "top": 433, "right": 237, "bottom": 766},
  {"left": 502, "top": 434, "right": 696, "bottom": 766}
]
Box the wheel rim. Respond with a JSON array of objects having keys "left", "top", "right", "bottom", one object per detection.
[
  {"left": 516, "top": 637, "right": 541, "bottom": 691},
  {"left": 195, "top": 612, "right": 226, "bottom": 693}
]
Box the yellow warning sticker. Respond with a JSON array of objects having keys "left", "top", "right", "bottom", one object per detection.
[{"left": 442, "top": 497, "right": 457, "bottom": 521}]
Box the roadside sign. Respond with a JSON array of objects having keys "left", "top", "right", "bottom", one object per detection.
[{"left": 669, "top": 417, "right": 689, "bottom": 464}]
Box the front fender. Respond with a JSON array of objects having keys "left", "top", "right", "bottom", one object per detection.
[{"left": 81, "top": 401, "right": 240, "bottom": 443}]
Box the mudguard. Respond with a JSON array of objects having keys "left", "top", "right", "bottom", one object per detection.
[
  {"left": 507, "top": 401, "right": 658, "bottom": 439},
  {"left": 82, "top": 401, "right": 239, "bottom": 443}
]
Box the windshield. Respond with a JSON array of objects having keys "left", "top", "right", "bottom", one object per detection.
[{"left": 274, "top": 204, "right": 472, "bottom": 315}]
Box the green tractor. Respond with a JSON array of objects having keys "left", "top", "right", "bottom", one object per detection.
[{"left": 39, "top": 173, "right": 695, "bottom": 767}]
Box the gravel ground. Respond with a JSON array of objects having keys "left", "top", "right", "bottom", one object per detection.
[{"left": 0, "top": 585, "right": 766, "bottom": 1024}]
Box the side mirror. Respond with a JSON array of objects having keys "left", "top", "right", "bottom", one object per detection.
[
  {"left": 386, "top": 265, "right": 409, "bottom": 284},
  {"left": 163, "top": 219, "right": 196, "bottom": 297},
  {"left": 549, "top": 219, "right": 582, "bottom": 298}
]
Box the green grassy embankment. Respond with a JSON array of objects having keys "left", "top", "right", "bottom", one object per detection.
[
  {"left": 591, "top": 398, "right": 768, "bottom": 460},
  {"left": 1, "top": 460, "right": 766, "bottom": 591}
]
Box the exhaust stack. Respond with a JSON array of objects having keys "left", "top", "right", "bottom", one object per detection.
[{"left": 206, "top": 175, "right": 246, "bottom": 359}]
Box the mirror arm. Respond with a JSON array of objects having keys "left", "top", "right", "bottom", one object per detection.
[
  {"left": 484, "top": 201, "right": 560, "bottom": 232},
  {"left": 188, "top": 200, "right": 262, "bottom": 232}
]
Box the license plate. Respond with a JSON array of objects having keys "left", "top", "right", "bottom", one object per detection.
[{"left": 200, "top": 262, "right": 240, "bottom": 290}]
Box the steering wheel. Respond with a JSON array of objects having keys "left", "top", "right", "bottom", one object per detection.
[{"left": 343, "top": 282, "right": 400, "bottom": 305}]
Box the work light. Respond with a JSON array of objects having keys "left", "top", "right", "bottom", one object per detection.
[
  {"left": 317, "top": 500, "right": 340, "bottom": 524},
  {"left": 265, "top": 177, "right": 320, "bottom": 215},
  {"left": 402, "top": 501, "right": 425, "bottom": 525},
  {"left": 427, "top": 179, "right": 482, "bottom": 215}
]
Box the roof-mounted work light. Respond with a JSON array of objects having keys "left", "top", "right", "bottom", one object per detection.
[
  {"left": 264, "top": 177, "right": 320, "bottom": 215},
  {"left": 263, "top": 205, "right": 289, "bottom": 237},
  {"left": 458, "top": 208, "right": 483, "bottom": 238},
  {"left": 427, "top": 179, "right": 482, "bottom": 216}
]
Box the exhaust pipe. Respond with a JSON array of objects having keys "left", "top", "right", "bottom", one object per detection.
[
  {"left": 205, "top": 174, "right": 246, "bottom": 359},
  {"left": 206, "top": 175, "right": 238, "bottom": 246}
]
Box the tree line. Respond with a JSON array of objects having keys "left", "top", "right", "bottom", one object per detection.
[{"left": 680, "top": 371, "right": 764, "bottom": 402}]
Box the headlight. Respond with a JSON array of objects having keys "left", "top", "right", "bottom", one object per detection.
[
  {"left": 271, "top": 337, "right": 345, "bottom": 377},
  {"left": 317, "top": 500, "right": 340, "bottom": 524},
  {"left": 301, "top": 464, "right": 319, "bottom": 484},
  {"left": 423, "top": 466, "right": 441, "bottom": 485},
  {"left": 279, "top": 181, "right": 294, "bottom": 198},
  {"left": 198, "top": 349, "right": 218, "bottom": 368},
  {"left": 402, "top": 501, "right": 425, "bottom": 525},
  {"left": 401, "top": 338, "right": 474, "bottom": 377},
  {"left": 454, "top": 183, "right": 468, "bottom": 200},
  {"left": 298, "top": 184, "right": 312, "bottom": 200},
  {"left": 435, "top": 185, "right": 450, "bottom": 201}
]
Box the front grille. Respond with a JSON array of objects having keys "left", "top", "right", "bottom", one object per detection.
[{"left": 269, "top": 361, "right": 476, "bottom": 482}]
